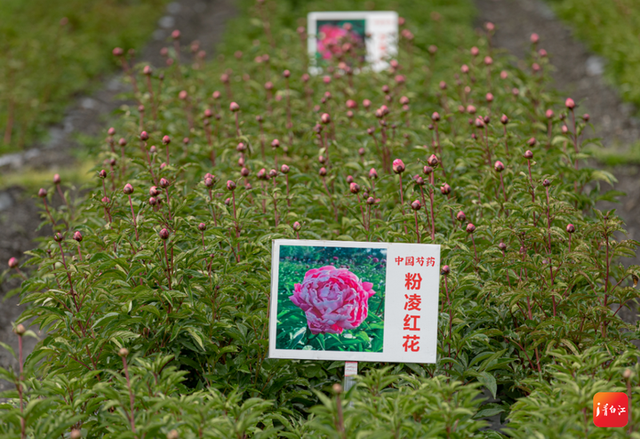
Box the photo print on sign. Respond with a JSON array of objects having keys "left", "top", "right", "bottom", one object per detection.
[{"left": 275, "top": 244, "right": 387, "bottom": 353}]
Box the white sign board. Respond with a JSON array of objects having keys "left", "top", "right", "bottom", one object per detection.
[
  {"left": 307, "top": 11, "right": 398, "bottom": 74},
  {"left": 269, "top": 239, "right": 440, "bottom": 363}
]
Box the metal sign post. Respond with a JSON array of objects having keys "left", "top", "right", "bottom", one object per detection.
[{"left": 344, "top": 361, "right": 358, "bottom": 393}]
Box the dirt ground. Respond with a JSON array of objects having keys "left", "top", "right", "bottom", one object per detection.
[{"left": 1, "top": 0, "right": 639, "bottom": 393}]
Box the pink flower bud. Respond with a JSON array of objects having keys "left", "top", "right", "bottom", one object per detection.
[
  {"left": 159, "top": 228, "right": 170, "bottom": 240},
  {"left": 431, "top": 112, "right": 440, "bottom": 122},
  {"left": 236, "top": 142, "right": 247, "bottom": 152},
  {"left": 582, "top": 114, "right": 590, "bottom": 122},
  {"left": 54, "top": 233, "right": 64, "bottom": 242},
  {"left": 456, "top": 211, "right": 466, "bottom": 222},
  {"left": 461, "top": 64, "right": 469, "bottom": 74},
  {"left": 229, "top": 102, "right": 240, "bottom": 112},
  {"left": 485, "top": 22, "right": 495, "bottom": 31},
  {"left": 271, "top": 139, "right": 280, "bottom": 148},
  {"left": 123, "top": 183, "right": 133, "bottom": 195},
  {"left": 112, "top": 47, "right": 124, "bottom": 57},
  {"left": 427, "top": 154, "right": 439, "bottom": 167},
  {"left": 226, "top": 180, "right": 236, "bottom": 191},
  {"left": 440, "top": 183, "right": 451, "bottom": 195},
  {"left": 410, "top": 200, "right": 421, "bottom": 211},
  {"left": 527, "top": 137, "right": 537, "bottom": 147},
  {"left": 280, "top": 164, "right": 290, "bottom": 174},
  {"left": 441, "top": 265, "right": 451, "bottom": 275},
  {"left": 241, "top": 167, "right": 250, "bottom": 177},
  {"left": 566, "top": 224, "right": 575, "bottom": 234},
  {"left": 319, "top": 167, "right": 327, "bottom": 177},
  {"left": 530, "top": 33, "right": 539, "bottom": 44},
  {"left": 349, "top": 182, "right": 360, "bottom": 194},
  {"left": 53, "top": 173, "right": 61, "bottom": 185},
  {"left": 500, "top": 70, "right": 508, "bottom": 79},
  {"left": 268, "top": 169, "right": 277, "bottom": 179},
  {"left": 542, "top": 179, "right": 551, "bottom": 187},
  {"left": 162, "top": 135, "right": 171, "bottom": 145},
  {"left": 179, "top": 90, "right": 188, "bottom": 100},
  {"left": 118, "top": 138, "right": 127, "bottom": 147},
  {"left": 72, "top": 231, "right": 83, "bottom": 242},
  {"left": 198, "top": 222, "right": 207, "bottom": 232},
  {"left": 346, "top": 99, "right": 357, "bottom": 109},
  {"left": 363, "top": 99, "right": 371, "bottom": 109},
  {"left": 494, "top": 161, "right": 505, "bottom": 172},
  {"left": 466, "top": 223, "right": 476, "bottom": 234},
  {"left": 159, "top": 178, "right": 170, "bottom": 188},
  {"left": 484, "top": 56, "right": 493, "bottom": 65},
  {"left": 486, "top": 93, "right": 494, "bottom": 103},
  {"left": 467, "top": 105, "right": 476, "bottom": 114},
  {"left": 524, "top": 150, "right": 533, "bottom": 159},
  {"left": 429, "top": 45, "right": 437, "bottom": 54},
  {"left": 8, "top": 257, "right": 18, "bottom": 269},
  {"left": 392, "top": 159, "right": 405, "bottom": 174},
  {"left": 546, "top": 109, "right": 554, "bottom": 119},
  {"left": 321, "top": 113, "right": 331, "bottom": 124},
  {"left": 171, "top": 29, "right": 181, "bottom": 40},
  {"left": 283, "top": 69, "right": 291, "bottom": 78},
  {"left": 470, "top": 46, "right": 479, "bottom": 56},
  {"left": 38, "top": 188, "right": 47, "bottom": 198},
  {"left": 565, "top": 98, "right": 575, "bottom": 109},
  {"left": 293, "top": 221, "right": 301, "bottom": 231}
]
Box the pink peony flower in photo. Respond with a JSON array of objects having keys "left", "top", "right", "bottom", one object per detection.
[
  {"left": 317, "top": 25, "right": 357, "bottom": 60},
  {"left": 290, "top": 265, "right": 376, "bottom": 334}
]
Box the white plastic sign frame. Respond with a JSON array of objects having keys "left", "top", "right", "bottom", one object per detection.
[
  {"left": 269, "top": 239, "right": 440, "bottom": 363},
  {"left": 307, "top": 11, "right": 398, "bottom": 74}
]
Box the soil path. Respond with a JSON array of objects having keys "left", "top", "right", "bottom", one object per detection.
[{"left": 0, "top": 0, "right": 235, "bottom": 391}]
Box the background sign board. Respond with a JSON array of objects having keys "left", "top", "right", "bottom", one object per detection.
[
  {"left": 307, "top": 11, "right": 398, "bottom": 74},
  {"left": 269, "top": 239, "right": 441, "bottom": 363}
]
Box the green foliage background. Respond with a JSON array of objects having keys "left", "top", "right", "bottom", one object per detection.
[
  {"left": 276, "top": 245, "right": 387, "bottom": 352},
  {"left": 0, "top": 0, "right": 169, "bottom": 151}
]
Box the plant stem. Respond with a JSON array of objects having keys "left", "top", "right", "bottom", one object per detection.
[
  {"left": 121, "top": 355, "right": 137, "bottom": 435},
  {"left": 128, "top": 195, "right": 139, "bottom": 241}
]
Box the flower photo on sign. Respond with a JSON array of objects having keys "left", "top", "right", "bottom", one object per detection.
[
  {"left": 275, "top": 245, "right": 386, "bottom": 352},
  {"left": 315, "top": 19, "right": 366, "bottom": 64}
]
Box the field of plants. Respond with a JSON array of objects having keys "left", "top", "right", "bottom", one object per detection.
[{"left": 2, "top": 0, "right": 640, "bottom": 437}]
